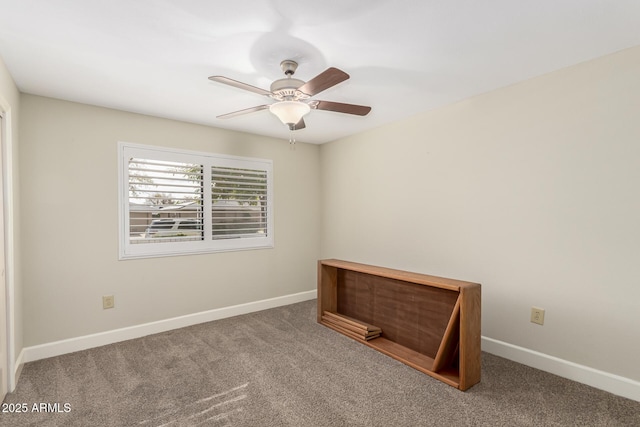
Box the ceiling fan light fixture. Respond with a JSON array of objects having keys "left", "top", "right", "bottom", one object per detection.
[{"left": 269, "top": 101, "right": 310, "bottom": 127}]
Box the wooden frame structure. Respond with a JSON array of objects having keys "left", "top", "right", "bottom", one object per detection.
[{"left": 317, "top": 259, "right": 481, "bottom": 390}]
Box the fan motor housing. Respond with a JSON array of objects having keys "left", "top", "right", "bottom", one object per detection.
[
  {"left": 270, "top": 78, "right": 304, "bottom": 92},
  {"left": 270, "top": 78, "right": 308, "bottom": 101}
]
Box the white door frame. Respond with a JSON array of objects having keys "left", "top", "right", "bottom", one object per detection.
[
  {"left": 0, "top": 100, "right": 16, "bottom": 393},
  {"left": 0, "top": 111, "right": 6, "bottom": 399}
]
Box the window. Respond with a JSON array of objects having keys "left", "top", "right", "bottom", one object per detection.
[{"left": 118, "top": 142, "right": 273, "bottom": 259}]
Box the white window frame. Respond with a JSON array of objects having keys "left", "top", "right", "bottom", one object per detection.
[{"left": 118, "top": 142, "right": 274, "bottom": 259}]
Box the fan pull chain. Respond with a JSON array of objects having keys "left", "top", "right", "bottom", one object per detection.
[{"left": 289, "top": 129, "right": 296, "bottom": 150}]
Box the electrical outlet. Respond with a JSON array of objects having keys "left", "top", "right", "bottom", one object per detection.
[
  {"left": 102, "top": 295, "right": 115, "bottom": 310},
  {"left": 531, "top": 307, "right": 544, "bottom": 325}
]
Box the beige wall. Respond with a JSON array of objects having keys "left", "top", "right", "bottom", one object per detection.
[
  {"left": 0, "top": 55, "right": 22, "bottom": 378},
  {"left": 19, "top": 95, "right": 320, "bottom": 346},
  {"left": 320, "top": 46, "right": 640, "bottom": 381}
]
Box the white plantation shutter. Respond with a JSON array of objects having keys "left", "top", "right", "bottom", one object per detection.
[
  {"left": 211, "top": 166, "right": 268, "bottom": 239},
  {"left": 128, "top": 158, "right": 204, "bottom": 242},
  {"left": 119, "top": 142, "right": 273, "bottom": 259}
]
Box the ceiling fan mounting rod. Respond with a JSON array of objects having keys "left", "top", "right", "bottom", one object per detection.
[{"left": 280, "top": 60, "right": 298, "bottom": 76}]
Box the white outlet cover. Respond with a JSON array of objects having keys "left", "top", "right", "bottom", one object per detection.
[{"left": 531, "top": 307, "right": 545, "bottom": 325}]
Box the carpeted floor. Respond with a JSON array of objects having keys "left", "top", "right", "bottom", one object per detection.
[{"left": 1, "top": 300, "right": 638, "bottom": 426}]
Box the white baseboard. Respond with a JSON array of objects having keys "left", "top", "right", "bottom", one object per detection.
[
  {"left": 482, "top": 336, "right": 640, "bottom": 402},
  {"left": 22, "top": 290, "right": 316, "bottom": 364}
]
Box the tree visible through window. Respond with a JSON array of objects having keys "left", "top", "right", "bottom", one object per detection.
[{"left": 119, "top": 142, "right": 273, "bottom": 259}]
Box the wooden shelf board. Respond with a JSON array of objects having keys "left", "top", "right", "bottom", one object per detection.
[
  {"left": 320, "top": 258, "right": 477, "bottom": 292},
  {"left": 323, "top": 311, "right": 381, "bottom": 333},
  {"left": 365, "top": 337, "right": 460, "bottom": 389},
  {"left": 321, "top": 316, "right": 380, "bottom": 341}
]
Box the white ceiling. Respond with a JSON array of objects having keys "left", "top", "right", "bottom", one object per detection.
[{"left": 1, "top": 1, "right": 640, "bottom": 144}]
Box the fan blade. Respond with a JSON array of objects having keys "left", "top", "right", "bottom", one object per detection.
[
  {"left": 297, "top": 67, "right": 349, "bottom": 97},
  {"left": 292, "top": 118, "right": 306, "bottom": 130},
  {"left": 208, "top": 76, "right": 272, "bottom": 96},
  {"left": 217, "top": 105, "right": 270, "bottom": 119},
  {"left": 313, "top": 100, "right": 371, "bottom": 116}
]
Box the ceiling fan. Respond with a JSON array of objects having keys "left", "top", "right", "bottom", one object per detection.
[{"left": 208, "top": 60, "right": 371, "bottom": 132}]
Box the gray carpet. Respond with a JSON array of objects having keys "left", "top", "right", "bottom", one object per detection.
[{"left": 1, "top": 300, "right": 638, "bottom": 426}]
